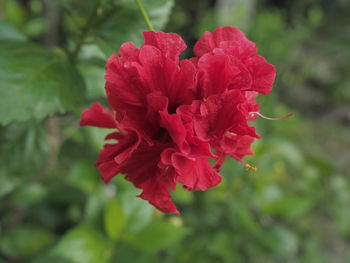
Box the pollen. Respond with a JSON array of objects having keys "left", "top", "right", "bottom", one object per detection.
[{"left": 245, "top": 163, "right": 258, "bottom": 172}]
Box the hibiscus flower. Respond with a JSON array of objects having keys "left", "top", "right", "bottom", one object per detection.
[{"left": 81, "top": 27, "right": 276, "bottom": 214}]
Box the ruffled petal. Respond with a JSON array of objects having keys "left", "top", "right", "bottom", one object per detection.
[
  {"left": 121, "top": 142, "right": 168, "bottom": 187},
  {"left": 105, "top": 55, "right": 146, "bottom": 111},
  {"left": 80, "top": 103, "right": 116, "bottom": 128},
  {"left": 137, "top": 47, "right": 196, "bottom": 108},
  {"left": 117, "top": 142, "right": 179, "bottom": 214},
  {"left": 172, "top": 153, "right": 222, "bottom": 191},
  {"left": 96, "top": 130, "right": 141, "bottom": 183},
  {"left": 194, "top": 26, "right": 256, "bottom": 57},
  {"left": 138, "top": 168, "right": 179, "bottom": 214},
  {"left": 246, "top": 55, "right": 276, "bottom": 95},
  {"left": 197, "top": 54, "right": 241, "bottom": 97},
  {"left": 117, "top": 42, "right": 139, "bottom": 63},
  {"left": 168, "top": 59, "right": 197, "bottom": 106},
  {"left": 220, "top": 135, "right": 254, "bottom": 161},
  {"left": 143, "top": 31, "right": 187, "bottom": 62},
  {"left": 159, "top": 111, "right": 189, "bottom": 153},
  {"left": 97, "top": 160, "right": 121, "bottom": 184}
]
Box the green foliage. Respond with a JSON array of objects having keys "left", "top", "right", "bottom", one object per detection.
[
  {"left": 0, "top": 41, "right": 84, "bottom": 124},
  {"left": 0, "top": 225, "right": 55, "bottom": 259},
  {"left": 0, "top": 20, "right": 26, "bottom": 41},
  {"left": 97, "top": 0, "right": 174, "bottom": 56},
  {"left": 104, "top": 200, "right": 125, "bottom": 239},
  {"left": 1, "top": 0, "right": 350, "bottom": 262},
  {"left": 127, "top": 220, "right": 188, "bottom": 253},
  {"left": 0, "top": 122, "right": 48, "bottom": 196},
  {"left": 49, "top": 225, "right": 111, "bottom": 263}
]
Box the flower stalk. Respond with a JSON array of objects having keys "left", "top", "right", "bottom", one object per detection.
[{"left": 135, "top": 0, "right": 155, "bottom": 31}]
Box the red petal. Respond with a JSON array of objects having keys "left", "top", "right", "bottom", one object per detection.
[
  {"left": 121, "top": 142, "right": 167, "bottom": 187},
  {"left": 80, "top": 103, "right": 116, "bottom": 128},
  {"left": 105, "top": 55, "right": 146, "bottom": 111},
  {"left": 194, "top": 26, "right": 256, "bottom": 57},
  {"left": 172, "top": 154, "right": 222, "bottom": 191},
  {"left": 97, "top": 160, "right": 121, "bottom": 184},
  {"left": 137, "top": 47, "right": 196, "bottom": 108},
  {"left": 138, "top": 168, "right": 179, "bottom": 214},
  {"left": 117, "top": 42, "right": 139, "bottom": 62},
  {"left": 221, "top": 135, "right": 254, "bottom": 161},
  {"left": 119, "top": 142, "right": 179, "bottom": 214},
  {"left": 159, "top": 111, "right": 189, "bottom": 153},
  {"left": 197, "top": 54, "right": 241, "bottom": 97},
  {"left": 143, "top": 31, "right": 187, "bottom": 62},
  {"left": 96, "top": 130, "right": 141, "bottom": 183},
  {"left": 169, "top": 59, "right": 197, "bottom": 106},
  {"left": 246, "top": 55, "right": 276, "bottom": 95}
]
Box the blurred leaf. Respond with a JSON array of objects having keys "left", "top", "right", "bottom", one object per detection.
[
  {"left": 0, "top": 40, "right": 85, "bottom": 124},
  {"left": 68, "top": 160, "right": 99, "bottom": 194},
  {"left": 216, "top": 0, "right": 255, "bottom": 30},
  {"left": 308, "top": 6, "right": 323, "bottom": 26},
  {"left": 263, "top": 195, "right": 313, "bottom": 220},
  {"left": 51, "top": 225, "right": 111, "bottom": 263},
  {"left": 32, "top": 254, "right": 73, "bottom": 263},
  {"left": 119, "top": 185, "right": 153, "bottom": 233},
  {"left": 22, "top": 18, "right": 47, "bottom": 38},
  {"left": 270, "top": 139, "right": 303, "bottom": 168},
  {"left": 210, "top": 232, "right": 238, "bottom": 261},
  {"left": 78, "top": 62, "right": 106, "bottom": 99},
  {"left": 104, "top": 199, "right": 125, "bottom": 239},
  {"left": 0, "top": 20, "right": 26, "bottom": 41},
  {"left": 0, "top": 122, "right": 48, "bottom": 195},
  {"left": 230, "top": 200, "right": 260, "bottom": 234},
  {"left": 0, "top": 172, "right": 20, "bottom": 197},
  {"left": 128, "top": 221, "right": 188, "bottom": 253},
  {"left": 1, "top": 0, "right": 26, "bottom": 27},
  {"left": 0, "top": 225, "right": 55, "bottom": 259},
  {"left": 96, "top": 0, "right": 174, "bottom": 56},
  {"left": 84, "top": 184, "right": 109, "bottom": 225},
  {"left": 12, "top": 183, "right": 47, "bottom": 206},
  {"left": 84, "top": 126, "right": 111, "bottom": 152},
  {"left": 270, "top": 226, "right": 298, "bottom": 256}
]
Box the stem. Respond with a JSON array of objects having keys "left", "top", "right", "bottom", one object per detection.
[
  {"left": 44, "top": 0, "right": 60, "bottom": 46},
  {"left": 35, "top": 117, "right": 60, "bottom": 182},
  {"left": 135, "top": 0, "right": 155, "bottom": 31},
  {"left": 71, "top": 0, "right": 102, "bottom": 63}
]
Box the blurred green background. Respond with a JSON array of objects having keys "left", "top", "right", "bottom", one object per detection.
[{"left": 0, "top": 0, "right": 350, "bottom": 262}]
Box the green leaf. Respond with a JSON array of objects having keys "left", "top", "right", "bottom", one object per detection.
[
  {"left": 268, "top": 226, "right": 298, "bottom": 256},
  {"left": 78, "top": 61, "right": 105, "bottom": 99},
  {"left": 263, "top": 195, "right": 313, "bottom": 220},
  {"left": 0, "top": 225, "right": 55, "bottom": 259},
  {"left": 84, "top": 185, "right": 109, "bottom": 225},
  {"left": 51, "top": 225, "right": 111, "bottom": 263},
  {"left": 119, "top": 185, "right": 153, "bottom": 233},
  {"left": 209, "top": 232, "right": 238, "bottom": 261},
  {"left": 128, "top": 221, "right": 188, "bottom": 253},
  {"left": 12, "top": 183, "right": 47, "bottom": 206},
  {"left": 0, "top": 20, "right": 26, "bottom": 41},
  {"left": 0, "top": 40, "right": 85, "bottom": 124},
  {"left": 68, "top": 160, "right": 99, "bottom": 194},
  {"left": 0, "top": 122, "right": 48, "bottom": 196},
  {"left": 104, "top": 199, "right": 125, "bottom": 239},
  {"left": 96, "top": 0, "right": 174, "bottom": 56}
]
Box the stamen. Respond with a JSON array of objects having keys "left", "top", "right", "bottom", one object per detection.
[
  {"left": 225, "top": 131, "right": 237, "bottom": 138},
  {"left": 249, "top": 111, "right": 294, "bottom": 121},
  {"left": 245, "top": 163, "right": 258, "bottom": 172}
]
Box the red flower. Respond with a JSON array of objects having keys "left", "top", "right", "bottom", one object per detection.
[{"left": 81, "top": 27, "right": 276, "bottom": 214}]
